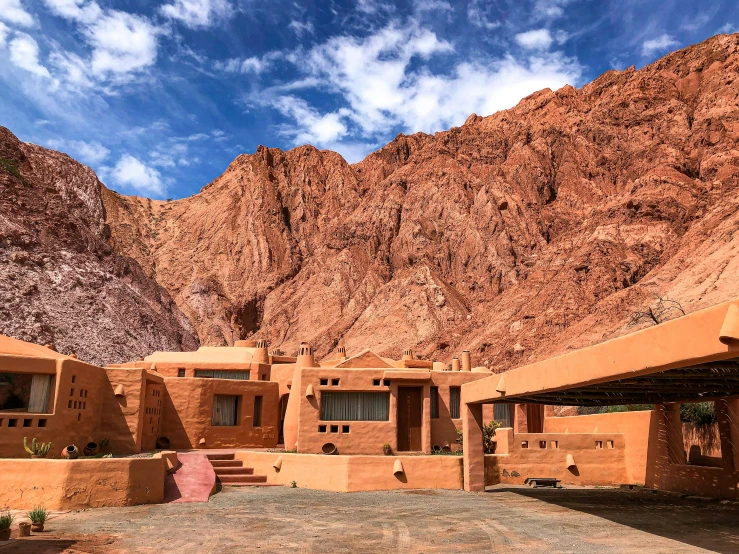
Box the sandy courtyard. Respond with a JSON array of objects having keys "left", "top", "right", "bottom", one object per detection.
[{"left": 1, "top": 486, "right": 738, "bottom": 553}]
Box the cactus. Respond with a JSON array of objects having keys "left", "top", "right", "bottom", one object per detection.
[{"left": 23, "top": 437, "right": 52, "bottom": 457}]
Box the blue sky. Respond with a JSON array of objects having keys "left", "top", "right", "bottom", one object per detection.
[{"left": 0, "top": 1, "right": 736, "bottom": 199}]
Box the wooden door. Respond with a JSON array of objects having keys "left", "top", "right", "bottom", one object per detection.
[
  {"left": 397, "top": 387, "right": 422, "bottom": 451},
  {"left": 526, "top": 404, "right": 544, "bottom": 433}
]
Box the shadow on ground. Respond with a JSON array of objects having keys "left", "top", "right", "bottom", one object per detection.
[{"left": 487, "top": 486, "right": 739, "bottom": 554}]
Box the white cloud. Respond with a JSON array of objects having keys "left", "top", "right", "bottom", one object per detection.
[
  {"left": 215, "top": 51, "right": 281, "bottom": 74},
  {"left": 103, "top": 154, "right": 166, "bottom": 196},
  {"left": 45, "top": 138, "right": 110, "bottom": 164},
  {"left": 415, "top": 0, "right": 453, "bottom": 12},
  {"left": 0, "top": 0, "right": 34, "bottom": 27},
  {"left": 288, "top": 20, "right": 314, "bottom": 37},
  {"left": 160, "top": 0, "right": 234, "bottom": 29},
  {"left": 84, "top": 11, "right": 161, "bottom": 76},
  {"left": 0, "top": 21, "right": 9, "bottom": 47},
  {"left": 467, "top": 0, "right": 500, "bottom": 29},
  {"left": 717, "top": 23, "right": 737, "bottom": 34},
  {"left": 515, "top": 29, "right": 553, "bottom": 50},
  {"left": 257, "top": 21, "right": 580, "bottom": 162},
  {"left": 534, "top": 0, "right": 573, "bottom": 20},
  {"left": 641, "top": 34, "right": 679, "bottom": 57},
  {"left": 43, "top": 0, "right": 102, "bottom": 24},
  {"left": 9, "top": 33, "right": 52, "bottom": 79}
]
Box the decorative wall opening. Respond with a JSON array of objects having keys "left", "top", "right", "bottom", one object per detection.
[
  {"left": 253, "top": 395, "right": 263, "bottom": 427},
  {"left": 177, "top": 368, "right": 186, "bottom": 377},
  {"left": 0, "top": 373, "right": 53, "bottom": 413},
  {"left": 320, "top": 392, "right": 390, "bottom": 421},
  {"left": 212, "top": 395, "right": 240, "bottom": 426},
  {"left": 680, "top": 401, "right": 722, "bottom": 467}
]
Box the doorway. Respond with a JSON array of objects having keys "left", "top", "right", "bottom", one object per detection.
[{"left": 397, "top": 387, "right": 422, "bottom": 451}]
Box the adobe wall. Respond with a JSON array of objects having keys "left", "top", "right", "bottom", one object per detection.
[
  {"left": 102, "top": 367, "right": 153, "bottom": 454},
  {"left": 0, "top": 456, "right": 167, "bottom": 509},
  {"left": 160, "top": 377, "right": 279, "bottom": 449},
  {"left": 544, "top": 410, "right": 655, "bottom": 484},
  {"left": 1, "top": 357, "right": 110, "bottom": 458},
  {"left": 644, "top": 400, "right": 739, "bottom": 500},
  {"left": 234, "top": 451, "right": 464, "bottom": 492},
  {"left": 484, "top": 428, "right": 630, "bottom": 487}
]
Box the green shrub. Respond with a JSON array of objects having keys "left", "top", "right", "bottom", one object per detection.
[
  {"left": 290, "top": 481, "right": 297, "bottom": 488},
  {"left": 680, "top": 402, "right": 716, "bottom": 426},
  {"left": 27, "top": 506, "right": 49, "bottom": 524},
  {"left": 483, "top": 420, "right": 502, "bottom": 454},
  {"left": 601, "top": 404, "right": 654, "bottom": 413},
  {"left": 0, "top": 512, "right": 13, "bottom": 530}
]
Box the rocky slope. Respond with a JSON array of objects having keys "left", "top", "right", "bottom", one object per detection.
[
  {"left": 105, "top": 34, "right": 739, "bottom": 369},
  {"left": 8, "top": 33, "right": 739, "bottom": 371},
  {"left": 0, "top": 128, "right": 199, "bottom": 365}
]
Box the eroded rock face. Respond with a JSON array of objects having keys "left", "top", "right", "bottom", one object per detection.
[
  {"left": 7, "top": 34, "right": 739, "bottom": 371},
  {"left": 104, "top": 34, "right": 739, "bottom": 370},
  {"left": 0, "top": 128, "right": 199, "bottom": 366}
]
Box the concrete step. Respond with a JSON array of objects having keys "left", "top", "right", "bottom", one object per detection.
[
  {"left": 217, "top": 474, "right": 267, "bottom": 484},
  {"left": 214, "top": 467, "right": 255, "bottom": 475},
  {"left": 209, "top": 460, "right": 243, "bottom": 468},
  {"left": 206, "top": 453, "right": 235, "bottom": 461}
]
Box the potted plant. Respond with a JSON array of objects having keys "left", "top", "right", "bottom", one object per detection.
[
  {"left": 18, "top": 521, "right": 31, "bottom": 537},
  {"left": 27, "top": 507, "right": 49, "bottom": 533},
  {"left": 0, "top": 512, "right": 13, "bottom": 541},
  {"left": 24, "top": 437, "right": 52, "bottom": 458},
  {"left": 383, "top": 443, "right": 392, "bottom": 456}
]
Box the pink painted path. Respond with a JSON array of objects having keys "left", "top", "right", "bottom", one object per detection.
[{"left": 163, "top": 452, "right": 216, "bottom": 503}]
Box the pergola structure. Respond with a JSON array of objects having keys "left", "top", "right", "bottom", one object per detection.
[{"left": 461, "top": 300, "right": 739, "bottom": 492}]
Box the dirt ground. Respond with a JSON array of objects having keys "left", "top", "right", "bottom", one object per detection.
[{"left": 1, "top": 486, "right": 738, "bottom": 553}]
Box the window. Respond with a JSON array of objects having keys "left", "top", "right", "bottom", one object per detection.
[
  {"left": 320, "top": 392, "right": 390, "bottom": 421},
  {"left": 0, "top": 373, "right": 52, "bottom": 413},
  {"left": 177, "top": 369, "right": 186, "bottom": 377},
  {"left": 493, "top": 403, "right": 513, "bottom": 428},
  {"left": 430, "top": 386, "right": 439, "bottom": 419},
  {"left": 253, "top": 396, "right": 263, "bottom": 427},
  {"left": 195, "top": 370, "right": 249, "bottom": 380},
  {"left": 211, "top": 395, "right": 240, "bottom": 426},
  {"left": 449, "top": 387, "right": 461, "bottom": 419}
]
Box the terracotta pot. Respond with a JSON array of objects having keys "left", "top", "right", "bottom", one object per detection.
[
  {"left": 83, "top": 442, "right": 99, "bottom": 457},
  {"left": 31, "top": 523, "right": 44, "bottom": 533},
  {"left": 155, "top": 437, "right": 171, "bottom": 450},
  {"left": 321, "top": 443, "right": 338, "bottom": 455},
  {"left": 18, "top": 522, "right": 31, "bottom": 537},
  {"left": 383, "top": 445, "right": 392, "bottom": 456},
  {"left": 61, "top": 445, "right": 79, "bottom": 459},
  {"left": 0, "top": 528, "right": 10, "bottom": 541}
]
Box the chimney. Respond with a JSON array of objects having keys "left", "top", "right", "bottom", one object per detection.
[
  {"left": 297, "top": 343, "right": 316, "bottom": 368},
  {"left": 461, "top": 350, "right": 471, "bottom": 372},
  {"left": 337, "top": 345, "right": 347, "bottom": 360},
  {"left": 254, "top": 339, "right": 269, "bottom": 363},
  {"left": 451, "top": 357, "right": 461, "bottom": 372},
  {"left": 402, "top": 348, "right": 413, "bottom": 361}
]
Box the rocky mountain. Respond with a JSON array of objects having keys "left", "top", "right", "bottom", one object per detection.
[
  {"left": 0, "top": 128, "right": 199, "bottom": 366},
  {"left": 3, "top": 34, "right": 739, "bottom": 371}
]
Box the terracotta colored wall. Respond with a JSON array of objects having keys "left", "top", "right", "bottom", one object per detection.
[
  {"left": 160, "top": 377, "right": 279, "bottom": 449},
  {"left": 484, "top": 429, "right": 629, "bottom": 486},
  {"left": 293, "top": 368, "right": 489, "bottom": 455},
  {"left": 544, "top": 410, "right": 654, "bottom": 484},
  {"left": 101, "top": 367, "right": 151, "bottom": 454},
  {"left": 644, "top": 401, "right": 739, "bottom": 500},
  {"left": 150, "top": 362, "right": 271, "bottom": 381},
  {"left": 0, "top": 357, "right": 109, "bottom": 458},
  {"left": 0, "top": 457, "right": 166, "bottom": 509},
  {"left": 234, "top": 451, "right": 464, "bottom": 492}
]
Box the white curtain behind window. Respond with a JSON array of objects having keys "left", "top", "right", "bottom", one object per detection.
[
  {"left": 28, "top": 375, "right": 52, "bottom": 413},
  {"left": 211, "top": 395, "right": 239, "bottom": 426},
  {"left": 321, "top": 392, "right": 389, "bottom": 421}
]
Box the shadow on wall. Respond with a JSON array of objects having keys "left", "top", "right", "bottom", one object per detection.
[{"left": 485, "top": 487, "right": 739, "bottom": 554}]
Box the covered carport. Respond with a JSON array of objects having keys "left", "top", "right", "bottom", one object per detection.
[{"left": 461, "top": 300, "right": 739, "bottom": 497}]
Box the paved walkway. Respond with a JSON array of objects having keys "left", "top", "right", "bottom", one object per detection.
[
  {"left": 163, "top": 452, "right": 215, "bottom": 503},
  {"left": 2, "top": 486, "right": 738, "bottom": 553}
]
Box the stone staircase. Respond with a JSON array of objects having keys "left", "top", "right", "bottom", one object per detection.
[{"left": 206, "top": 453, "right": 272, "bottom": 486}]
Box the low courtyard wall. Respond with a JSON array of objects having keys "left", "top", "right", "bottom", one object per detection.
[
  {"left": 0, "top": 455, "right": 172, "bottom": 509},
  {"left": 235, "top": 451, "right": 463, "bottom": 492},
  {"left": 485, "top": 429, "right": 629, "bottom": 487}
]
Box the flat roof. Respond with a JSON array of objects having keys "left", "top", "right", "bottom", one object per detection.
[
  {"left": 462, "top": 300, "right": 739, "bottom": 406},
  {"left": 145, "top": 346, "right": 261, "bottom": 364},
  {"left": 0, "top": 334, "right": 71, "bottom": 360}
]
